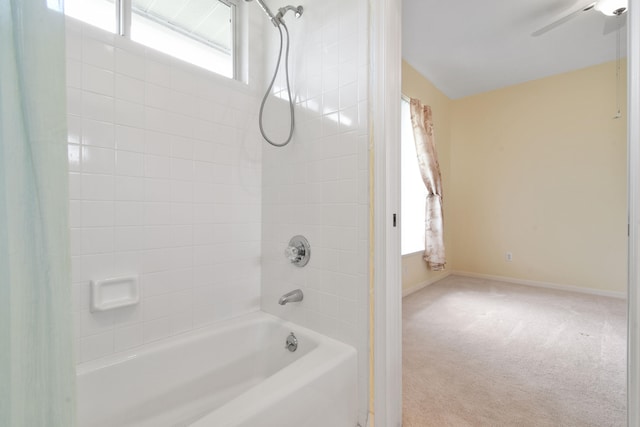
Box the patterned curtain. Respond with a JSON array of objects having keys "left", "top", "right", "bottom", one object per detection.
[{"left": 409, "top": 98, "right": 446, "bottom": 270}]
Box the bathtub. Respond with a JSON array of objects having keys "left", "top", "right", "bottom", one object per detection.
[{"left": 77, "top": 312, "right": 358, "bottom": 427}]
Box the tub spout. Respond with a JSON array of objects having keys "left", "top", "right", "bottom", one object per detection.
[{"left": 279, "top": 289, "right": 303, "bottom": 305}]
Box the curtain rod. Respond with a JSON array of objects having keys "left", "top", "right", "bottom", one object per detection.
[{"left": 401, "top": 93, "right": 411, "bottom": 102}]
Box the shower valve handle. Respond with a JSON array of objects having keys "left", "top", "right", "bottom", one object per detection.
[
  {"left": 284, "top": 245, "right": 303, "bottom": 262},
  {"left": 284, "top": 235, "right": 311, "bottom": 267}
]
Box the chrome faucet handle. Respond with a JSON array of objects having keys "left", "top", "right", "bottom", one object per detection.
[
  {"left": 284, "top": 245, "right": 302, "bottom": 262},
  {"left": 285, "top": 235, "right": 310, "bottom": 267}
]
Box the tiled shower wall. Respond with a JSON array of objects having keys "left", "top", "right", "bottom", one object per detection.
[
  {"left": 259, "top": 0, "right": 370, "bottom": 423},
  {"left": 66, "top": 16, "right": 264, "bottom": 364}
]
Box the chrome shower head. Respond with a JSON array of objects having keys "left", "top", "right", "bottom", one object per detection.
[
  {"left": 245, "top": 0, "right": 303, "bottom": 26},
  {"left": 277, "top": 5, "right": 304, "bottom": 20},
  {"left": 273, "top": 5, "right": 303, "bottom": 25}
]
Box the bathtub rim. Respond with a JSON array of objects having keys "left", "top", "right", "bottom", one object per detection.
[{"left": 76, "top": 310, "right": 355, "bottom": 375}]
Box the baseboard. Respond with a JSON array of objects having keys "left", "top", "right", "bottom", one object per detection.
[
  {"left": 402, "top": 272, "right": 451, "bottom": 298},
  {"left": 452, "top": 270, "right": 626, "bottom": 299}
]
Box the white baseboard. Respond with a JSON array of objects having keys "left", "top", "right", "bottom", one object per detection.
[
  {"left": 452, "top": 270, "right": 626, "bottom": 299},
  {"left": 402, "top": 272, "right": 451, "bottom": 298}
]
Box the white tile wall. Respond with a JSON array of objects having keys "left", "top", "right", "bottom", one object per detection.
[
  {"left": 67, "top": 17, "right": 264, "bottom": 364},
  {"left": 259, "top": 0, "right": 370, "bottom": 423},
  {"left": 68, "top": 1, "right": 370, "bottom": 421}
]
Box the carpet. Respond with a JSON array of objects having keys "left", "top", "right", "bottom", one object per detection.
[{"left": 402, "top": 275, "right": 627, "bottom": 427}]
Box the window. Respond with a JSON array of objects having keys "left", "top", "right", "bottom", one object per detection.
[
  {"left": 65, "top": 0, "right": 116, "bottom": 33},
  {"left": 401, "top": 97, "right": 427, "bottom": 255},
  {"left": 65, "top": 0, "right": 237, "bottom": 79}
]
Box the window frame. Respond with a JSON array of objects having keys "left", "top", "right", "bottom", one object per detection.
[{"left": 113, "top": 0, "right": 240, "bottom": 79}]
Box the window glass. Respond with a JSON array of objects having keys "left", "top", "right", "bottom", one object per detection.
[
  {"left": 64, "top": 0, "right": 116, "bottom": 33},
  {"left": 401, "top": 98, "right": 427, "bottom": 255},
  {"left": 131, "top": 0, "right": 234, "bottom": 78},
  {"left": 64, "top": 0, "right": 237, "bottom": 79}
]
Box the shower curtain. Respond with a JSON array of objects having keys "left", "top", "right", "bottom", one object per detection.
[
  {"left": 0, "top": 1, "right": 76, "bottom": 425},
  {"left": 410, "top": 98, "right": 446, "bottom": 270}
]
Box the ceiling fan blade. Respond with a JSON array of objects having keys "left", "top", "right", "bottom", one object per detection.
[
  {"left": 532, "top": 2, "right": 596, "bottom": 37},
  {"left": 602, "top": 14, "right": 626, "bottom": 35}
]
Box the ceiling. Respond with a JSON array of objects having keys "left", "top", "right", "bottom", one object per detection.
[{"left": 402, "top": 0, "right": 628, "bottom": 99}]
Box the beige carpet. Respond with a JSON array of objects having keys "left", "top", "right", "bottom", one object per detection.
[{"left": 402, "top": 275, "right": 627, "bottom": 427}]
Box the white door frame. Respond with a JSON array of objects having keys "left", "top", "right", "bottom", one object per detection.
[
  {"left": 627, "top": 1, "right": 639, "bottom": 426},
  {"left": 371, "top": 1, "right": 640, "bottom": 426},
  {"left": 370, "top": 0, "right": 402, "bottom": 425}
]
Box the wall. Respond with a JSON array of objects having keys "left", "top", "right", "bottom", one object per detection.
[
  {"left": 401, "top": 61, "right": 453, "bottom": 294},
  {"left": 259, "top": 0, "right": 370, "bottom": 423},
  {"left": 67, "top": 2, "right": 371, "bottom": 421},
  {"left": 66, "top": 15, "right": 264, "bottom": 363},
  {"left": 450, "top": 61, "right": 628, "bottom": 294}
]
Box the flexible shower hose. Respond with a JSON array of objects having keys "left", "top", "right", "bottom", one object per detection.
[{"left": 259, "top": 22, "right": 295, "bottom": 147}]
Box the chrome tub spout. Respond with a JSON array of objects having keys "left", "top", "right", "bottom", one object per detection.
[{"left": 279, "top": 289, "right": 303, "bottom": 305}]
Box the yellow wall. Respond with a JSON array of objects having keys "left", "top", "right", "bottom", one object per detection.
[
  {"left": 450, "top": 61, "right": 627, "bottom": 293},
  {"left": 401, "top": 61, "right": 453, "bottom": 292},
  {"left": 402, "top": 60, "right": 627, "bottom": 294}
]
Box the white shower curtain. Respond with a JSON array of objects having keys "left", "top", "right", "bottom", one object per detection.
[
  {"left": 410, "top": 98, "right": 446, "bottom": 270},
  {"left": 0, "top": 1, "right": 76, "bottom": 425}
]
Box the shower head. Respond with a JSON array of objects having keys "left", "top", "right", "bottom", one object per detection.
[
  {"left": 245, "top": 0, "right": 303, "bottom": 27},
  {"left": 276, "top": 5, "right": 304, "bottom": 21}
]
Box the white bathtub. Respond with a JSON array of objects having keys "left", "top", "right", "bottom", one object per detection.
[{"left": 77, "top": 312, "right": 358, "bottom": 427}]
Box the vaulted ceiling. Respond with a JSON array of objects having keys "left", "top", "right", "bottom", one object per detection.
[{"left": 402, "top": 0, "right": 628, "bottom": 99}]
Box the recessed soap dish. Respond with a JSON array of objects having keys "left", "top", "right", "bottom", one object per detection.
[{"left": 91, "top": 276, "right": 139, "bottom": 312}]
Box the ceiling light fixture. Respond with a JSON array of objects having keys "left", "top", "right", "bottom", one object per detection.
[{"left": 594, "top": 0, "right": 628, "bottom": 16}]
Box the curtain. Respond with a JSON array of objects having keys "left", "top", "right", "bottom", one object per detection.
[
  {"left": 0, "top": 1, "right": 76, "bottom": 425},
  {"left": 409, "top": 98, "right": 446, "bottom": 270}
]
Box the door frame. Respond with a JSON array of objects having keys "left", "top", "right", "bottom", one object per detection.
[
  {"left": 627, "top": 1, "right": 639, "bottom": 425},
  {"left": 371, "top": 1, "right": 640, "bottom": 426},
  {"left": 370, "top": 0, "right": 402, "bottom": 425}
]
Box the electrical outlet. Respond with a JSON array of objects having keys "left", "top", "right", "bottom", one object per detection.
[{"left": 505, "top": 252, "right": 513, "bottom": 262}]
